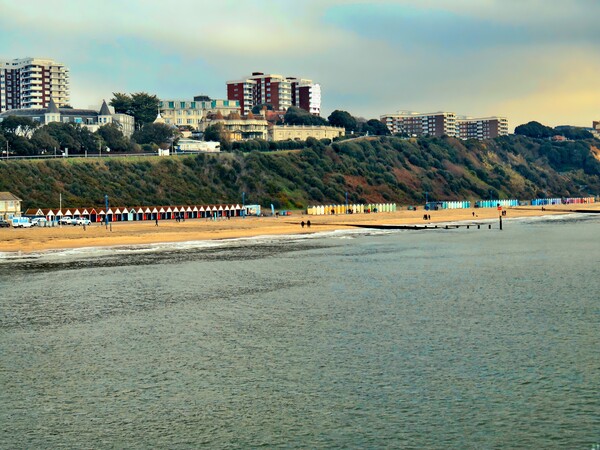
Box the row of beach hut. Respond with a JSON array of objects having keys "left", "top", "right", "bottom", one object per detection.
[
  {"left": 531, "top": 197, "right": 595, "bottom": 206},
  {"left": 475, "top": 199, "right": 520, "bottom": 208},
  {"left": 25, "top": 204, "right": 246, "bottom": 222},
  {"left": 425, "top": 201, "right": 471, "bottom": 210},
  {"left": 306, "top": 203, "right": 397, "bottom": 215}
]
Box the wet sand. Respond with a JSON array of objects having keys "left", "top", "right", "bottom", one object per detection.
[{"left": 0, "top": 204, "right": 597, "bottom": 254}]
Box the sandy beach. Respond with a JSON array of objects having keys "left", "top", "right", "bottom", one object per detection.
[{"left": 0, "top": 204, "right": 597, "bottom": 254}]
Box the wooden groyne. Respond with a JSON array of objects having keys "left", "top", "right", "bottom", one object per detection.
[{"left": 314, "top": 223, "right": 498, "bottom": 230}]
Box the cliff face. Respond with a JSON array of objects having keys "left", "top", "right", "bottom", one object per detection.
[{"left": 1, "top": 135, "right": 598, "bottom": 211}]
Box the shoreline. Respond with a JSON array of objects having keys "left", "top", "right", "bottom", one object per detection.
[{"left": 1, "top": 204, "right": 597, "bottom": 255}]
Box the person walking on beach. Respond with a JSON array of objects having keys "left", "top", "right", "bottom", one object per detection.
[{"left": 155, "top": 218, "right": 158, "bottom": 226}]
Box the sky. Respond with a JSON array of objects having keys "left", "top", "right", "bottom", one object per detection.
[{"left": 1, "top": 0, "right": 599, "bottom": 129}]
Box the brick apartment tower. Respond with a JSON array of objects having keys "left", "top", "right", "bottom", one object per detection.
[
  {"left": 457, "top": 117, "right": 509, "bottom": 140},
  {"left": 380, "top": 112, "right": 458, "bottom": 137},
  {"left": 0, "top": 57, "right": 69, "bottom": 112},
  {"left": 227, "top": 72, "right": 321, "bottom": 115}
]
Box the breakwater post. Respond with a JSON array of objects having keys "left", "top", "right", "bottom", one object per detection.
[{"left": 499, "top": 215, "right": 503, "bottom": 231}]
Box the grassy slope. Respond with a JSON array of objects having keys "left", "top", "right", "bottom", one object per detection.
[{"left": 1, "top": 136, "right": 598, "bottom": 211}]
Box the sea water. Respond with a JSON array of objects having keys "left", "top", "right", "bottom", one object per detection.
[{"left": 1, "top": 215, "right": 599, "bottom": 449}]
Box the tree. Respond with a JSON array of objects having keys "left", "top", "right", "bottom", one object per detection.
[
  {"left": 328, "top": 110, "right": 357, "bottom": 132},
  {"left": 284, "top": 106, "right": 328, "bottom": 126},
  {"left": 44, "top": 122, "right": 82, "bottom": 153},
  {"left": 110, "top": 92, "right": 160, "bottom": 129},
  {"left": 0, "top": 133, "right": 7, "bottom": 155},
  {"left": 110, "top": 93, "right": 133, "bottom": 115},
  {"left": 6, "top": 135, "right": 34, "bottom": 156},
  {"left": 31, "top": 128, "right": 59, "bottom": 153},
  {"left": 554, "top": 126, "right": 593, "bottom": 140},
  {"left": 203, "top": 123, "right": 223, "bottom": 142},
  {"left": 97, "top": 123, "right": 129, "bottom": 152},
  {"left": 363, "top": 119, "right": 391, "bottom": 136},
  {"left": 0, "top": 115, "right": 39, "bottom": 138},
  {"left": 132, "top": 122, "right": 176, "bottom": 146},
  {"left": 251, "top": 103, "right": 274, "bottom": 114},
  {"left": 514, "top": 121, "right": 554, "bottom": 139}
]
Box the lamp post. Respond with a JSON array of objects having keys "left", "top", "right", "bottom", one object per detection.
[
  {"left": 242, "top": 191, "right": 245, "bottom": 218},
  {"left": 425, "top": 191, "right": 429, "bottom": 205},
  {"left": 345, "top": 191, "right": 348, "bottom": 214},
  {"left": 105, "top": 194, "right": 109, "bottom": 229}
]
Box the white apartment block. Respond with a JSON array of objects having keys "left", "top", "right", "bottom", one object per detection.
[
  {"left": 0, "top": 57, "right": 69, "bottom": 112},
  {"left": 159, "top": 96, "right": 240, "bottom": 129},
  {"left": 381, "top": 111, "right": 458, "bottom": 137},
  {"left": 289, "top": 78, "right": 321, "bottom": 115}
]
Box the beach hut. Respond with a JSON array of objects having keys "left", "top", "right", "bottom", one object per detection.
[
  {"left": 198, "top": 206, "right": 205, "bottom": 218},
  {"left": 192, "top": 206, "right": 198, "bottom": 219}
]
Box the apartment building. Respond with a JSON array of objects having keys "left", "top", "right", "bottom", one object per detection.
[
  {"left": 457, "top": 116, "right": 509, "bottom": 140},
  {"left": 200, "top": 112, "right": 269, "bottom": 141},
  {"left": 381, "top": 111, "right": 458, "bottom": 137},
  {"left": 159, "top": 96, "right": 240, "bottom": 129},
  {"left": 0, "top": 98, "right": 135, "bottom": 137},
  {"left": 0, "top": 57, "right": 69, "bottom": 112},
  {"left": 289, "top": 78, "right": 321, "bottom": 115},
  {"left": 227, "top": 72, "right": 321, "bottom": 115}
]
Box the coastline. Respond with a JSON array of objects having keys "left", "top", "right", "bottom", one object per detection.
[{"left": 0, "top": 204, "right": 597, "bottom": 255}]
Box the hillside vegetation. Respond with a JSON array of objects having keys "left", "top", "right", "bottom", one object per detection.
[{"left": 1, "top": 135, "right": 599, "bottom": 211}]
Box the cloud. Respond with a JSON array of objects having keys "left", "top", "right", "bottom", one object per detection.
[{"left": 0, "top": 0, "right": 598, "bottom": 127}]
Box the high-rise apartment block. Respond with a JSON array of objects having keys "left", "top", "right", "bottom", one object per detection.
[
  {"left": 381, "top": 111, "right": 458, "bottom": 137},
  {"left": 0, "top": 57, "right": 69, "bottom": 112},
  {"left": 381, "top": 111, "right": 508, "bottom": 140},
  {"left": 227, "top": 72, "right": 321, "bottom": 115},
  {"left": 456, "top": 116, "right": 509, "bottom": 140}
]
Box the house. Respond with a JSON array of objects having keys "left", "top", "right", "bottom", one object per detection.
[
  {"left": 0, "top": 192, "right": 22, "bottom": 220},
  {"left": 0, "top": 98, "right": 135, "bottom": 137}
]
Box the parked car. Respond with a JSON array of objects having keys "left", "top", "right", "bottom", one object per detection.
[
  {"left": 75, "top": 217, "right": 91, "bottom": 226},
  {"left": 0, "top": 219, "right": 10, "bottom": 228},
  {"left": 59, "top": 217, "right": 75, "bottom": 225},
  {"left": 31, "top": 217, "right": 48, "bottom": 227}
]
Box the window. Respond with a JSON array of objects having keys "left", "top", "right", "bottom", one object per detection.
[
  {"left": 168, "top": 101, "right": 174, "bottom": 108},
  {"left": 180, "top": 102, "right": 186, "bottom": 108},
  {"left": 190, "top": 102, "right": 196, "bottom": 109}
]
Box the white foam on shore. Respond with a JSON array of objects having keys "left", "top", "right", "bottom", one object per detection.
[{"left": 0, "top": 227, "right": 386, "bottom": 263}]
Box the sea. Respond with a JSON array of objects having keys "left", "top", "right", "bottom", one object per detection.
[{"left": 1, "top": 214, "right": 599, "bottom": 449}]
